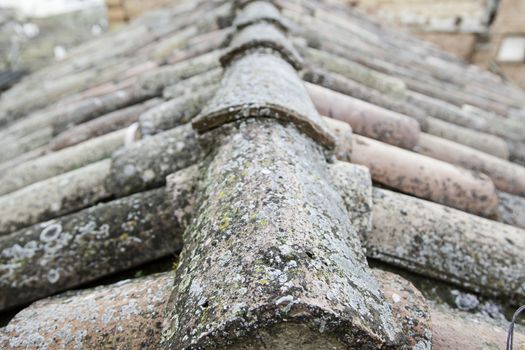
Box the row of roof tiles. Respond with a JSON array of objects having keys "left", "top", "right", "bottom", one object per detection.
[{"left": 0, "top": 0, "right": 524, "bottom": 348}]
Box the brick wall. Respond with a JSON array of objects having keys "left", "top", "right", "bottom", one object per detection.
[
  {"left": 351, "top": 0, "right": 525, "bottom": 89},
  {"left": 105, "top": 0, "right": 175, "bottom": 26}
]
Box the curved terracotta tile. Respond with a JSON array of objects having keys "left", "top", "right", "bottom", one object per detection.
[
  {"left": 370, "top": 188, "right": 525, "bottom": 301},
  {"left": 415, "top": 133, "right": 525, "bottom": 197},
  {"left": 351, "top": 135, "right": 499, "bottom": 218},
  {"left": 425, "top": 116, "right": 510, "bottom": 159},
  {"left": 306, "top": 82, "right": 420, "bottom": 149}
]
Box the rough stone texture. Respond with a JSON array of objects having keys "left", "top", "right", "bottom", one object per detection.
[
  {"left": 425, "top": 115, "right": 510, "bottom": 159},
  {"left": 0, "top": 273, "right": 174, "bottom": 349},
  {"left": 322, "top": 117, "right": 353, "bottom": 162},
  {"left": 415, "top": 132, "right": 525, "bottom": 197},
  {"left": 498, "top": 190, "right": 525, "bottom": 229},
  {"left": 163, "top": 68, "right": 222, "bottom": 99},
  {"left": 140, "top": 86, "right": 218, "bottom": 136},
  {"left": 307, "top": 82, "right": 421, "bottom": 150},
  {"left": 135, "top": 50, "right": 222, "bottom": 98},
  {"left": 233, "top": 1, "right": 289, "bottom": 31},
  {"left": 0, "top": 160, "right": 111, "bottom": 236},
  {"left": 107, "top": 124, "right": 203, "bottom": 197},
  {"left": 162, "top": 119, "right": 400, "bottom": 349},
  {"left": 221, "top": 22, "right": 303, "bottom": 70},
  {"left": 328, "top": 161, "right": 372, "bottom": 239},
  {"left": 370, "top": 187, "right": 525, "bottom": 302},
  {"left": 351, "top": 134, "right": 500, "bottom": 219},
  {"left": 431, "top": 304, "right": 525, "bottom": 349},
  {"left": 372, "top": 270, "right": 432, "bottom": 350},
  {"left": 49, "top": 98, "right": 162, "bottom": 151},
  {"left": 193, "top": 52, "right": 335, "bottom": 150},
  {"left": 0, "top": 175, "right": 195, "bottom": 311},
  {"left": 0, "top": 129, "right": 126, "bottom": 196},
  {"left": 301, "top": 46, "right": 407, "bottom": 100},
  {"left": 302, "top": 68, "right": 429, "bottom": 129}
]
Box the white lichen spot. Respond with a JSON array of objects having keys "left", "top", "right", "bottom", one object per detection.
[
  {"left": 275, "top": 295, "right": 296, "bottom": 313},
  {"left": 121, "top": 300, "right": 139, "bottom": 317},
  {"left": 2, "top": 243, "right": 37, "bottom": 260},
  {"left": 189, "top": 279, "right": 203, "bottom": 298},
  {"left": 231, "top": 302, "right": 247, "bottom": 316},
  {"left": 275, "top": 295, "right": 294, "bottom": 305},
  {"left": 123, "top": 164, "right": 137, "bottom": 177},
  {"left": 142, "top": 169, "right": 156, "bottom": 182},
  {"left": 47, "top": 269, "right": 60, "bottom": 284},
  {"left": 392, "top": 293, "right": 401, "bottom": 303},
  {"left": 40, "top": 223, "right": 62, "bottom": 242},
  {"left": 326, "top": 291, "right": 338, "bottom": 302},
  {"left": 102, "top": 307, "right": 115, "bottom": 325}
]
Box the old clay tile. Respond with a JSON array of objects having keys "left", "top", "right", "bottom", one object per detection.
[
  {"left": 162, "top": 120, "right": 401, "bottom": 349},
  {"left": 302, "top": 67, "right": 429, "bottom": 129},
  {"left": 221, "top": 22, "right": 303, "bottom": 70},
  {"left": 0, "top": 273, "right": 175, "bottom": 349},
  {"left": 49, "top": 98, "right": 163, "bottom": 151},
  {"left": 415, "top": 133, "right": 525, "bottom": 197},
  {"left": 0, "top": 129, "right": 127, "bottom": 196},
  {"left": 163, "top": 7, "right": 401, "bottom": 347},
  {"left": 0, "top": 165, "right": 197, "bottom": 311},
  {"left": 424, "top": 116, "right": 510, "bottom": 159},
  {"left": 307, "top": 82, "right": 421, "bottom": 150},
  {"left": 193, "top": 52, "right": 335, "bottom": 150},
  {"left": 351, "top": 134, "right": 500, "bottom": 218},
  {"left": 107, "top": 124, "right": 203, "bottom": 197},
  {"left": 233, "top": 1, "right": 289, "bottom": 32},
  {"left": 0, "top": 160, "right": 111, "bottom": 236},
  {"left": 497, "top": 190, "right": 525, "bottom": 229},
  {"left": 370, "top": 187, "right": 525, "bottom": 302}
]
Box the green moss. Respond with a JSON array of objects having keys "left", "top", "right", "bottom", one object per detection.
[
  {"left": 219, "top": 215, "right": 231, "bottom": 231},
  {"left": 119, "top": 233, "right": 129, "bottom": 241},
  {"left": 19, "top": 258, "right": 29, "bottom": 269},
  {"left": 172, "top": 258, "right": 180, "bottom": 272},
  {"left": 200, "top": 307, "right": 209, "bottom": 323}
]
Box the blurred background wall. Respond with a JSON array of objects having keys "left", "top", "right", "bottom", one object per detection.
[{"left": 348, "top": 0, "right": 525, "bottom": 89}]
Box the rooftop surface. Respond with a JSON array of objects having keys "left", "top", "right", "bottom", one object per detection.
[{"left": 0, "top": 0, "right": 525, "bottom": 348}]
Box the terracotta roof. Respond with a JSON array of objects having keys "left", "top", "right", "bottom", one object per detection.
[{"left": 1, "top": 0, "right": 525, "bottom": 348}]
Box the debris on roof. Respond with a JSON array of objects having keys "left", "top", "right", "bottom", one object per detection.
[{"left": 1, "top": 0, "right": 525, "bottom": 348}]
